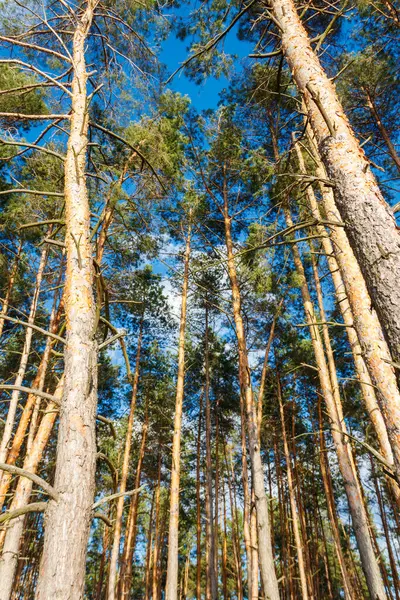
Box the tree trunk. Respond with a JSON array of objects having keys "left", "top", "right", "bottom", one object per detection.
[
  {"left": 277, "top": 375, "right": 309, "bottom": 600},
  {"left": 204, "top": 306, "right": 217, "bottom": 600},
  {"left": 239, "top": 393, "right": 254, "bottom": 599},
  {"left": 107, "top": 318, "right": 143, "bottom": 600},
  {"left": 284, "top": 206, "right": 387, "bottom": 599},
  {"left": 257, "top": 301, "right": 282, "bottom": 441},
  {"left": 306, "top": 128, "right": 400, "bottom": 487},
  {"left": 165, "top": 221, "right": 192, "bottom": 600},
  {"left": 152, "top": 449, "right": 162, "bottom": 600},
  {"left": 0, "top": 242, "right": 22, "bottom": 339},
  {"left": 119, "top": 407, "right": 149, "bottom": 597},
  {"left": 0, "top": 377, "right": 63, "bottom": 600},
  {"left": 364, "top": 89, "right": 400, "bottom": 174},
  {"left": 250, "top": 486, "right": 259, "bottom": 600},
  {"left": 0, "top": 296, "right": 62, "bottom": 511},
  {"left": 0, "top": 245, "right": 48, "bottom": 467},
  {"left": 222, "top": 476, "right": 228, "bottom": 600},
  {"left": 222, "top": 178, "right": 280, "bottom": 600},
  {"left": 144, "top": 487, "right": 156, "bottom": 600},
  {"left": 196, "top": 392, "right": 202, "bottom": 600},
  {"left": 270, "top": 0, "right": 400, "bottom": 373},
  {"left": 35, "top": 3, "right": 98, "bottom": 597}
]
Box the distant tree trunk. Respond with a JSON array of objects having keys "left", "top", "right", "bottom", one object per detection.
[
  {"left": 0, "top": 377, "right": 63, "bottom": 600},
  {"left": 107, "top": 317, "right": 143, "bottom": 600},
  {"left": 152, "top": 450, "right": 163, "bottom": 600},
  {"left": 277, "top": 375, "right": 309, "bottom": 600},
  {"left": 257, "top": 301, "right": 282, "bottom": 440},
  {"left": 222, "top": 169, "right": 280, "bottom": 600},
  {"left": 370, "top": 457, "right": 400, "bottom": 599},
  {"left": 95, "top": 520, "right": 111, "bottom": 600},
  {"left": 35, "top": 4, "right": 98, "bottom": 597},
  {"left": 222, "top": 476, "right": 228, "bottom": 600},
  {"left": 0, "top": 242, "right": 22, "bottom": 339},
  {"left": 363, "top": 89, "right": 400, "bottom": 174},
  {"left": 239, "top": 393, "right": 254, "bottom": 599},
  {"left": 270, "top": 0, "right": 400, "bottom": 375},
  {"left": 0, "top": 245, "right": 48, "bottom": 467},
  {"left": 119, "top": 407, "right": 149, "bottom": 597},
  {"left": 303, "top": 132, "right": 400, "bottom": 491},
  {"left": 214, "top": 405, "right": 220, "bottom": 586},
  {"left": 196, "top": 392, "right": 203, "bottom": 600},
  {"left": 204, "top": 305, "right": 217, "bottom": 600},
  {"left": 0, "top": 297, "right": 62, "bottom": 511},
  {"left": 144, "top": 488, "right": 156, "bottom": 600},
  {"left": 165, "top": 220, "right": 192, "bottom": 600},
  {"left": 225, "top": 445, "right": 243, "bottom": 600},
  {"left": 284, "top": 206, "right": 387, "bottom": 599},
  {"left": 250, "top": 486, "right": 259, "bottom": 600}
]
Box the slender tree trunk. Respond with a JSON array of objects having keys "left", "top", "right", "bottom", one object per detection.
[
  {"left": 196, "top": 392, "right": 203, "bottom": 600},
  {"left": 35, "top": 3, "right": 98, "bottom": 596},
  {"left": 301, "top": 133, "right": 400, "bottom": 492},
  {"left": 152, "top": 450, "right": 162, "bottom": 600},
  {"left": 270, "top": 0, "right": 400, "bottom": 372},
  {"left": 277, "top": 376, "right": 309, "bottom": 600},
  {"left": 284, "top": 206, "right": 387, "bottom": 599},
  {"left": 107, "top": 318, "right": 143, "bottom": 600},
  {"left": 0, "top": 377, "right": 63, "bottom": 600},
  {"left": 214, "top": 406, "right": 220, "bottom": 588},
  {"left": 239, "top": 393, "right": 254, "bottom": 599},
  {"left": 119, "top": 408, "right": 149, "bottom": 597},
  {"left": 95, "top": 520, "right": 110, "bottom": 600},
  {"left": 222, "top": 172, "right": 280, "bottom": 600},
  {"left": 370, "top": 457, "right": 400, "bottom": 598},
  {"left": 222, "top": 476, "right": 228, "bottom": 600},
  {"left": 0, "top": 297, "right": 62, "bottom": 511},
  {"left": 0, "top": 242, "right": 22, "bottom": 339},
  {"left": 204, "top": 306, "right": 217, "bottom": 600},
  {"left": 0, "top": 245, "right": 48, "bottom": 467},
  {"left": 165, "top": 221, "right": 192, "bottom": 600},
  {"left": 364, "top": 89, "right": 400, "bottom": 174},
  {"left": 250, "top": 486, "right": 259, "bottom": 600},
  {"left": 226, "top": 445, "right": 243, "bottom": 600},
  {"left": 257, "top": 300, "right": 282, "bottom": 439},
  {"left": 144, "top": 488, "right": 156, "bottom": 600}
]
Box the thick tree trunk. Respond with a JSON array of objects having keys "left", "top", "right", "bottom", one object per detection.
[
  {"left": 0, "top": 245, "right": 48, "bottom": 467},
  {"left": 35, "top": 3, "right": 98, "bottom": 597},
  {"left": 306, "top": 129, "right": 400, "bottom": 486},
  {"left": 107, "top": 319, "right": 143, "bottom": 600},
  {"left": 165, "top": 221, "right": 192, "bottom": 600},
  {"left": 270, "top": 0, "right": 400, "bottom": 372},
  {"left": 0, "top": 377, "right": 63, "bottom": 600},
  {"left": 0, "top": 243, "right": 22, "bottom": 340},
  {"left": 277, "top": 376, "right": 309, "bottom": 600},
  {"left": 223, "top": 181, "right": 280, "bottom": 600},
  {"left": 284, "top": 206, "right": 387, "bottom": 599}
]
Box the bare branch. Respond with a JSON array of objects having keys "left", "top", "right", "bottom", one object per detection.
[{"left": 0, "top": 463, "right": 59, "bottom": 500}]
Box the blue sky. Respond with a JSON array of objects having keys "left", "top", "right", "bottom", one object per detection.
[{"left": 160, "top": 15, "right": 254, "bottom": 111}]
